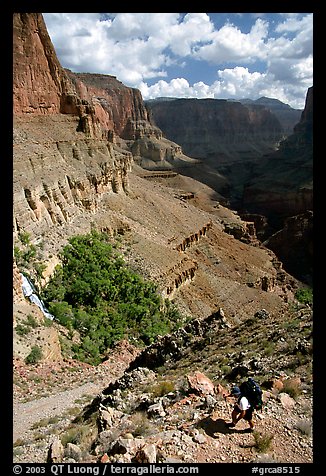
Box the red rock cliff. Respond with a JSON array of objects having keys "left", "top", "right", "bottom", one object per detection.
[
  {"left": 65, "top": 71, "right": 160, "bottom": 140},
  {"left": 13, "top": 13, "right": 75, "bottom": 115}
]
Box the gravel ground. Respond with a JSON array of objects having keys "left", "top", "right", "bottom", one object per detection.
[{"left": 13, "top": 381, "right": 103, "bottom": 442}]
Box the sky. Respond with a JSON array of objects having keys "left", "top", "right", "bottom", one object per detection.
[{"left": 43, "top": 13, "right": 313, "bottom": 110}]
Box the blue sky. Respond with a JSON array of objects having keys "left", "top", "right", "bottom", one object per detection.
[{"left": 43, "top": 13, "right": 313, "bottom": 109}]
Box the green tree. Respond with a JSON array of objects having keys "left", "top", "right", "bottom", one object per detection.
[{"left": 42, "top": 231, "right": 184, "bottom": 365}]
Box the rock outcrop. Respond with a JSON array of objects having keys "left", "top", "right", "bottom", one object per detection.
[
  {"left": 13, "top": 13, "right": 96, "bottom": 123},
  {"left": 263, "top": 211, "right": 313, "bottom": 283},
  {"left": 65, "top": 70, "right": 197, "bottom": 169}
]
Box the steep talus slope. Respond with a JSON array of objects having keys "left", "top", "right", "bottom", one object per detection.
[{"left": 14, "top": 301, "right": 313, "bottom": 464}]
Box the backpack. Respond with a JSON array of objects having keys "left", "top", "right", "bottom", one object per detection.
[{"left": 239, "top": 377, "right": 263, "bottom": 411}]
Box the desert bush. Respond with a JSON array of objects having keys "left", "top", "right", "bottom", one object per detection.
[
  {"left": 31, "top": 417, "right": 60, "bottom": 429},
  {"left": 25, "top": 345, "right": 43, "bottom": 364},
  {"left": 130, "top": 411, "right": 155, "bottom": 437},
  {"left": 295, "top": 287, "right": 313, "bottom": 306},
  {"left": 25, "top": 314, "right": 39, "bottom": 328},
  {"left": 60, "top": 424, "right": 95, "bottom": 448},
  {"left": 16, "top": 324, "right": 31, "bottom": 336},
  {"left": 253, "top": 431, "right": 274, "bottom": 453},
  {"left": 151, "top": 380, "right": 175, "bottom": 398},
  {"left": 283, "top": 379, "right": 302, "bottom": 399}
]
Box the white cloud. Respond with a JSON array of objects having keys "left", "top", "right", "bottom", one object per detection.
[
  {"left": 43, "top": 12, "right": 313, "bottom": 109},
  {"left": 44, "top": 12, "right": 214, "bottom": 81},
  {"left": 139, "top": 65, "right": 309, "bottom": 109},
  {"left": 275, "top": 13, "right": 313, "bottom": 33},
  {"left": 139, "top": 78, "right": 214, "bottom": 99},
  {"left": 193, "top": 19, "right": 269, "bottom": 63}
]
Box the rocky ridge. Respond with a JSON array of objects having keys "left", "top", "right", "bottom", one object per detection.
[{"left": 13, "top": 303, "right": 312, "bottom": 464}]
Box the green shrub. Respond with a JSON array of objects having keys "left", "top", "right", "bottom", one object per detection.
[
  {"left": 16, "top": 324, "right": 30, "bottom": 336},
  {"left": 25, "top": 346, "right": 43, "bottom": 364},
  {"left": 25, "top": 314, "right": 38, "bottom": 328},
  {"left": 151, "top": 380, "right": 175, "bottom": 398},
  {"left": 43, "top": 317, "right": 53, "bottom": 327},
  {"left": 42, "top": 231, "right": 185, "bottom": 365},
  {"left": 295, "top": 287, "right": 313, "bottom": 306},
  {"left": 60, "top": 424, "right": 95, "bottom": 448},
  {"left": 18, "top": 231, "right": 31, "bottom": 246}
]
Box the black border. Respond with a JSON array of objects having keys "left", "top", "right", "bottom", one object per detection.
[{"left": 7, "top": 3, "right": 321, "bottom": 473}]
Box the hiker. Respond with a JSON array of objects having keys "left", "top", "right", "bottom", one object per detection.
[{"left": 223, "top": 385, "right": 255, "bottom": 432}]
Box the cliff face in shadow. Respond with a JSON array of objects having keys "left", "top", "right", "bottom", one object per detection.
[
  {"left": 147, "top": 98, "right": 284, "bottom": 164},
  {"left": 239, "top": 97, "right": 302, "bottom": 134},
  {"left": 242, "top": 87, "right": 313, "bottom": 223},
  {"left": 241, "top": 87, "right": 313, "bottom": 283}
]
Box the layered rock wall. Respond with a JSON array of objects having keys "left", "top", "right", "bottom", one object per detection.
[
  {"left": 13, "top": 114, "right": 133, "bottom": 239},
  {"left": 65, "top": 71, "right": 193, "bottom": 167},
  {"left": 147, "top": 98, "right": 284, "bottom": 162},
  {"left": 65, "top": 71, "right": 155, "bottom": 140}
]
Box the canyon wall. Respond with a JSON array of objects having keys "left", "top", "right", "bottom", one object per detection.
[
  {"left": 13, "top": 11, "right": 133, "bottom": 239},
  {"left": 65, "top": 70, "right": 194, "bottom": 169},
  {"left": 13, "top": 13, "right": 194, "bottom": 242},
  {"left": 13, "top": 13, "right": 301, "bottom": 330},
  {"left": 239, "top": 97, "right": 302, "bottom": 134},
  {"left": 241, "top": 87, "right": 313, "bottom": 283},
  {"left": 242, "top": 87, "right": 313, "bottom": 221},
  {"left": 147, "top": 98, "right": 284, "bottom": 163}
]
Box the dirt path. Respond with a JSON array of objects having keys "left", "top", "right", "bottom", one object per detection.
[
  {"left": 13, "top": 340, "right": 141, "bottom": 450},
  {"left": 13, "top": 381, "right": 104, "bottom": 442}
]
